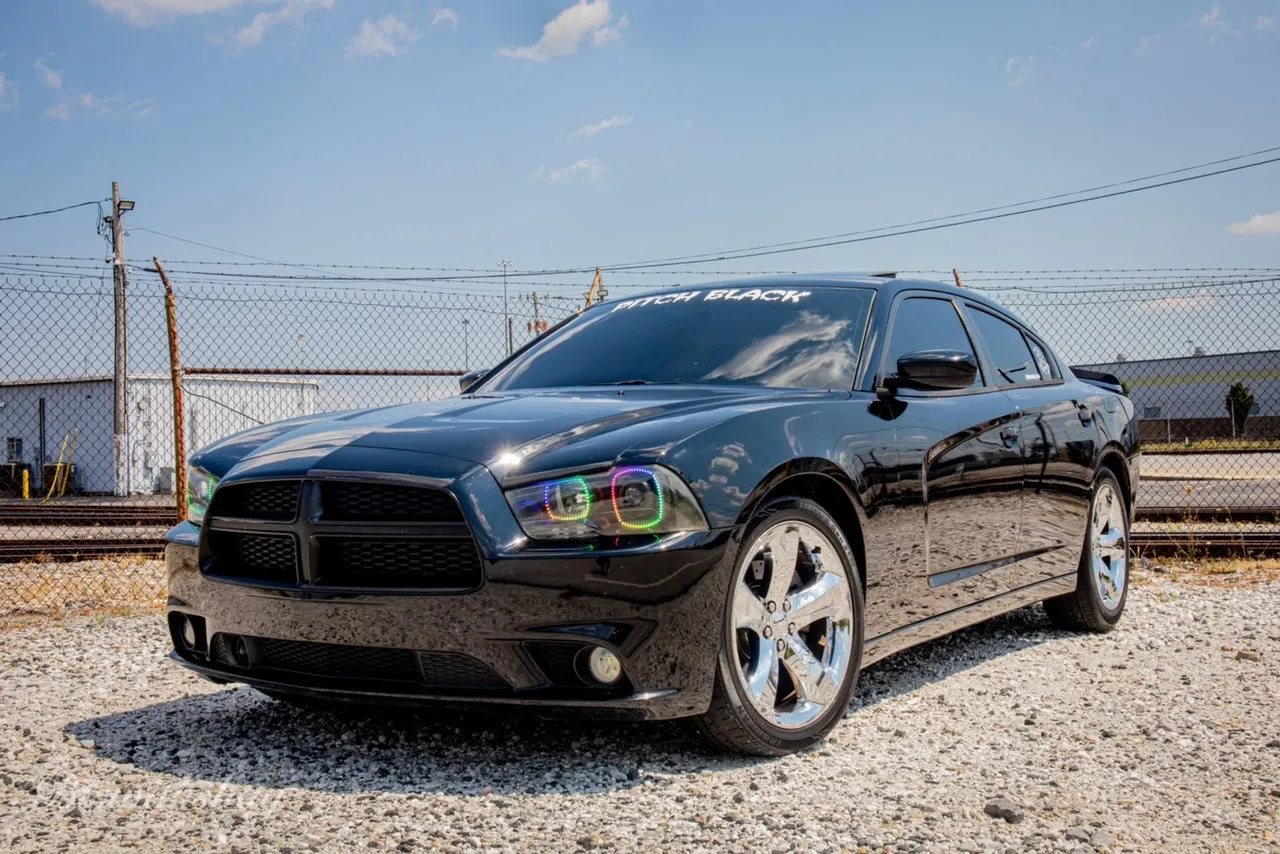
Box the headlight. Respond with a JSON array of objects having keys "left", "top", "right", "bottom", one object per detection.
[
  {"left": 186, "top": 466, "right": 219, "bottom": 525},
  {"left": 504, "top": 465, "right": 708, "bottom": 540}
]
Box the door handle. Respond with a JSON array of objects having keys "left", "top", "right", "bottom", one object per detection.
[{"left": 999, "top": 427, "right": 1019, "bottom": 448}]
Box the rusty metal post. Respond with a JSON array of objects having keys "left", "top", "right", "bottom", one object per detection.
[{"left": 154, "top": 258, "right": 187, "bottom": 520}]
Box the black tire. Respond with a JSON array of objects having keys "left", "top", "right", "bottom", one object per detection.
[
  {"left": 1044, "top": 468, "right": 1130, "bottom": 633},
  {"left": 692, "top": 496, "right": 864, "bottom": 756}
]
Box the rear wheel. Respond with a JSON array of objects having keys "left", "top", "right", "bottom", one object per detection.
[
  {"left": 1044, "top": 469, "right": 1129, "bottom": 632},
  {"left": 693, "top": 497, "right": 864, "bottom": 756}
]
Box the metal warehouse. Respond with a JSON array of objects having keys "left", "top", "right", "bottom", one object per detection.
[
  {"left": 0, "top": 375, "right": 318, "bottom": 495},
  {"left": 1078, "top": 349, "right": 1279, "bottom": 441}
]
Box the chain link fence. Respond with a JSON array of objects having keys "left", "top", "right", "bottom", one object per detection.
[{"left": 2, "top": 267, "right": 1278, "bottom": 616}]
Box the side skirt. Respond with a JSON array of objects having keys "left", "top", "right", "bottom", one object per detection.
[{"left": 861, "top": 571, "right": 1077, "bottom": 668}]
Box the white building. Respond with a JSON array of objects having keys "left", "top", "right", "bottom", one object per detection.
[{"left": 0, "top": 375, "right": 318, "bottom": 495}]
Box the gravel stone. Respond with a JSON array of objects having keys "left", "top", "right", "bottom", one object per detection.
[
  {"left": 984, "top": 797, "right": 1025, "bottom": 824},
  {"left": 1, "top": 569, "right": 1278, "bottom": 851}
]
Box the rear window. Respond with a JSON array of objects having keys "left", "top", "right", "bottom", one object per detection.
[{"left": 483, "top": 286, "right": 875, "bottom": 391}]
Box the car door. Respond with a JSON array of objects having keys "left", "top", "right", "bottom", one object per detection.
[
  {"left": 877, "top": 294, "right": 1025, "bottom": 622},
  {"left": 963, "top": 305, "right": 1095, "bottom": 590}
]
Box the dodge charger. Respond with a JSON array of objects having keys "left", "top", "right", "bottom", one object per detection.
[{"left": 164, "top": 274, "right": 1138, "bottom": 755}]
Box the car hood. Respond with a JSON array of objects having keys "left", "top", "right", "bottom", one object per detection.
[{"left": 194, "top": 385, "right": 839, "bottom": 485}]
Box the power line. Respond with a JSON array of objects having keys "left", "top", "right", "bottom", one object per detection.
[
  {"left": 0, "top": 200, "right": 106, "bottom": 223},
  {"left": 595, "top": 154, "right": 1280, "bottom": 269},
  {"left": 581, "top": 144, "right": 1280, "bottom": 270}
]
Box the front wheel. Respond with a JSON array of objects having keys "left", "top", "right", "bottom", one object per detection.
[
  {"left": 693, "top": 496, "right": 864, "bottom": 756},
  {"left": 1044, "top": 468, "right": 1130, "bottom": 632}
]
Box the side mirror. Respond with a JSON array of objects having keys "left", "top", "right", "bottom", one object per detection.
[
  {"left": 894, "top": 349, "right": 978, "bottom": 391},
  {"left": 459, "top": 368, "right": 489, "bottom": 394}
]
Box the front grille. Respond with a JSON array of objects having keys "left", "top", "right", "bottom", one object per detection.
[
  {"left": 208, "top": 634, "right": 509, "bottom": 692},
  {"left": 320, "top": 482, "right": 464, "bottom": 524},
  {"left": 315, "top": 538, "right": 481, "bottom": 589},
  {"left": 207, "top": 531, "right": 298, "bottom": 583},
  {"left": 214, "top": 481, "right": 300, "bottom": 521},
  {"left": 202, "top": 478, "right": 481, "bottom": 592}
]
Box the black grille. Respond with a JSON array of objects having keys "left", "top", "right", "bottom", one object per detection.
[
  {"left": 320, "top": 482, "right": 464, "bottom": 524},
  {"left": 215, "top": 481, "right": 300, "bottom": 521},
  {"left": 525, "top": 642, "right": 584, "bottom": 686},
  {"left": 315, "top": 538, "right": 481, "bottom": 589},
  {"left": 209, "top": 635, "right": 509, "bottom": 692},
  {"left": 418, "top": 652, "right": 509, "bottom": 689},
  {"left": 207, "top": 531, "right": 298, "bottom": 583}
]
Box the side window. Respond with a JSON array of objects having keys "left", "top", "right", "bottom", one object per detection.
[
  {"left": 1025, "top": 336, "right": 1058, "bottom": 380},
  {"left": 969, "top": 309, "right": 1039, "bottom": 385},
  {"left": 886, "top": 297, "right": 982, "bottom": 389}
]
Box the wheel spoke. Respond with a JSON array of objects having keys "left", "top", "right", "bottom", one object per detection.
[
  {"left": 732, "top": 580, "right": 769, "bottom": 630},
  {"left": 763, "top": 525, "right": 801, "bottom": 605},
  {"left": 787, "top": 571, "right": 848, "bottom": 629},
  {"left": 782, "top": 635, "right": 841, "bottom": 706},
  {"left": 743, "top": 637, "right": 780, "bottom": 716}
]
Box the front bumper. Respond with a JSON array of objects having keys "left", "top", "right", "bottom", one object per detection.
[{"left": 165, "top": 523, "right": 736, "bottom": 721}]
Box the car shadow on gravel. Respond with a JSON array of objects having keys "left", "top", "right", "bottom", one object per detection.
[{"left": 65, "top": 604, "right": 1069, "bottom": 796}]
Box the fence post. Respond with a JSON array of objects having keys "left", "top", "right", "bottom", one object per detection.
[{"left": 154, "top": 258, "right": 187, "bottom": 520}]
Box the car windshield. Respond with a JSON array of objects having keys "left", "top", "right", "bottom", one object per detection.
[{"left": 483, "top": 285, "right": 876, "bottom": 391}]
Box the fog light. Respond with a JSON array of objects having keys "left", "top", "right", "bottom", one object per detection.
[
  {"left": 585, "top": 647, "right": 622, "bottom": 685},
  {"left": 180, "top": 616, "right": 197, "bottom": 649}
]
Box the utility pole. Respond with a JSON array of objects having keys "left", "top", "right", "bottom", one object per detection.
[
  {"left": 107, "top": 182, "right": 134, "bottom": 497},
  {"left": 498, "top": 259, "right": 513, "bottom": 355},
  {"left": 461, "top": 318, "right": 470, "bottom": 369},
  {"left": 528, "top": 292, "right": 548, "bottom": 337}
]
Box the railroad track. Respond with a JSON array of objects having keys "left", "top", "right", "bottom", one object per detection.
[
  {"left": 0, "top": 506, "right": 178, "bottom": 526},
  {"left": 1130, "top": 529, "right": 1280, "bottom": 554},
  {"left": 0, "top": 538, "right": 166, "bottom": 562},
  {"left": 1135, "top": 506, "right": 1280, "bottom": 523}
]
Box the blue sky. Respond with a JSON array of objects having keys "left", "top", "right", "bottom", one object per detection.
[{"left": 1, "top": 0, "right": 1279, "bottom": 282}]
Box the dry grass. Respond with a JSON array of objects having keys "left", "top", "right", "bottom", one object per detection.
[
  {"left": 1137, "top": 556, "right": 1280, "bottom": 588},
  {"left": 0, "top": 556, "right": 165, "bottom": 630}
]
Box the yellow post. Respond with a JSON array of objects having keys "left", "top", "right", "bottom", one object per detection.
[{"left": 21, "top": 469, "right": 29, "bottom": 500}]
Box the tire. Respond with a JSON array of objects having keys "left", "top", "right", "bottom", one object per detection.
[
  {"left": 692, "top": 496, "right": 864, "bottom": 756},
  {"left": 1044, "top": 468, "right": 1130, "bottom": 633}
]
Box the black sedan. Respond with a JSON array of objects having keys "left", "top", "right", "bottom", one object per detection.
[{"left": 165, "top": 274, "right": 1138, "bottom": 756}]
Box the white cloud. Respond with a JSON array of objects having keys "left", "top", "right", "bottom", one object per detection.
[
  {"left": 1227, "top": 211, "right": 1280, "bottom": 236},
  {"left": 46, "top": 103, "right": 71, "bottom": 120},
  {"left": 569, "top": 114, "right": 631, "bottom": 139},
  {"left": 1005, "top": 55, "right": 1034, "bottom": 87},
  {"left": 1135, "top": 293, "right": 1215, "bottom": 314},
  {"left": 1198, "top": 2, "right": 1236, "bottom": 41},
  {"left": 1258, "top": 15, "right": 1275, "bottom": 29},
  {"left": 498, "top": 0, "right": 625, "bottom": 61},
  {"left": 528, "top": 165, "right": 547, "bottom": 181},
  {"left": 234, "top": 0, "right": 334, "bottom": 50},
  {"left": 548, "top": 158, "right": 604, "bottom": 182},
  {"left": 33, "top": 59, "right": 63, "bottom": 90},
  {"left": 1081, "top": 34, "right": 1098, "bottom": 49},
  {"left": 0, "top": 71, "right": 18, "bottom": 111},
  {"left": 75, "top": 91, "right": 114, "bottom": 115},
  {"left": 430, "top": 6, "right": 458, "bottom": 29},
  {"left": 591, "top": 13, "right": 628, "bottom": 45},
  {"left": 1134, "top": 34, "right": 1157, "bottom": 56},
  {"left": 128, "top": 98, "right": 157, "bottom": 119},
  {"left": 91, "top": 0, "right": 257, "bottom": 26},
  {"left": 346, "top": 14, "right": 421, "bottom": 57}
]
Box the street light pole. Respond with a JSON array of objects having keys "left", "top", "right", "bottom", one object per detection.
[{"left": 498, "top": 259, "right": 513, "bottom": 355}]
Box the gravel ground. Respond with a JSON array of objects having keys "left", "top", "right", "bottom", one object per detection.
[{"left": 2, "top": 569, "right": 1278, "bottom": 853}]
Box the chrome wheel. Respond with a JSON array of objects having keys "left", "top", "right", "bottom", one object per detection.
[
  {"left": 1090, "top": 480, "right": 1127, "bottom": 611},
  {"left": 730, "top": 519, "right": 855, "bottom": 730}
]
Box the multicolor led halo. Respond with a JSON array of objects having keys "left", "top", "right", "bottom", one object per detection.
[
  {"left": 610, "top": 466, "right": 665, "bottom": 530},
  {"left": 543, "top": 476, "right": 592, "bottom": 521}
]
